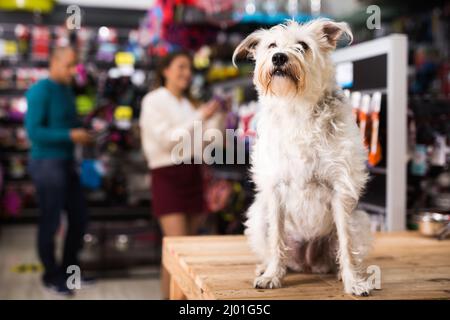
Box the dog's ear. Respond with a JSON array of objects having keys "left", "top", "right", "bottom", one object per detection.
[
  {"left": 308, "top": 19, "right": 353, "bottom": 50},
  {"left": 232, "top": 30, "right": 264, "bottom": 67}
]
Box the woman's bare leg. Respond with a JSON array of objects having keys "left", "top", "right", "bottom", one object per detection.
[
  {"left": 159, "top": 213, "right": 188, "bottom": 236},
  {"left": 188, "top": 213, "right": 207, "bottom": 235},
  {"left": 159, "top": 213, "right": 188, "bottom": 299}
]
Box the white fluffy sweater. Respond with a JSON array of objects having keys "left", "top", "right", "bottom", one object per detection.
[{"left": 139, "top": 87, "right": 224, "bottom": 169}]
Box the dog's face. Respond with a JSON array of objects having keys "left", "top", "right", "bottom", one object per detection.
[{"left": 233, "top": 19, "right": 352, "bottom": 99}]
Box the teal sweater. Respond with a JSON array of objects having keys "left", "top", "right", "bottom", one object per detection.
[{"left": 25, "top": 78, "right": 79, "bottom": 159}]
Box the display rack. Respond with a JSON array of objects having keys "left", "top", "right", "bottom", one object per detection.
[
  {"left": 332, "top": 34, "right": 408, "bottom": 231},
  {"left": 0, "top": 20, "right": 153, "bottom": 223}
]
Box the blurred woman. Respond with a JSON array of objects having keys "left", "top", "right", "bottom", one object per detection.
[{"left": 139, "top": 51, "right": 224, "bottom": 298}]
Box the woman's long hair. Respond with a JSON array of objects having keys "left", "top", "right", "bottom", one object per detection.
[{"left": 154, "top": 50, "right": 195, "bottom": 102}]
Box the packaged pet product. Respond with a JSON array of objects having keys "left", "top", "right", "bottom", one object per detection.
[
  {"left": 411, "top": 144, "right": 428, "bottom": 176},
  {"left": 0, "top": 98, "right": 8, "bottom": 120},
  {"left": 80, "top": 159, "right": 104, "bottom": 190},
  {"left": 114, "top": 106, "right": 133, "bottom": 130},
  {"left": 96, "top": 27, "right": 118, "bottom": 62},
  {"left": 343, "top": 89, "right": 350, "bottom": 99},
  {"left": 9, "top": 97, "right": 27, "bottom": 121},
  {"left": 126, "top": 30, "right": 144, "bottom": 62},
  {"left": 0, "top": 127, "right": 14, "bottom": 148},
  {"left": 3, "top": 186, "right": 22, "bottom": 217},
  {"left": 0, "top": 68, "right": 14, "bottom": 89},
  {"left": 368, "top": 92, "right": 382, "bottom": 167},
  {"left": 15, "top": 24, "right": 30, "bottom": 59},
  {"left": 358, "top": 94, "right": 371, "bottom": 147},
  {"left": 0, "top": 39, "right": 18, "bottom": 60},
  {"left": 16, "top": 68, "right": 29, "bottom": 89},
  {"left": 77, "top": 28, "right": 93, "bottom": 62},
  {"left": 350, "top": 91, "right": 361, "bottom": 123},
  {"left": 31, "top": 27, "right": 50, "bottom": 61},
  {"left": 9, "top": 156, "right": 26, "bottom": 179},
  {"left": 55, "top": 26, "right": 70, "bottom": 47},
  {"left": 430, "top": 134, "right": 448, "bottom": 167},
  {"left": 15, "top": 127, "right": 29, "bottom": 150},
  {"left": 126, "top": 173, "right": 151, "bottom": 206},
  {"left": 212, "top": 89, "right": 232, "bottom": 112}
]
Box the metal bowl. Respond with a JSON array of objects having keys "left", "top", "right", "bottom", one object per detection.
[{"left": 415, "top": 212, "right": 450, "bottom": 238}]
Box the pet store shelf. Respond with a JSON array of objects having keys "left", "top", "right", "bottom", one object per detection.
[
  {"left": 355, "top": 88, "right": 387, "bottom": 95},
  {"left": 368, "top": 166, "right": 387, "bottom": 175},
  {"left": 1, "top": 206, "right": 152, "bottom": 225},
  {"left": 333, "top": 34, "right": 408, "bottom": 231},
  {"left": 210, "top": 165, "right": 249, "bottom": 181},
  {"left": 358, "top": 202, "right": 386, "bottom": 215},
  {"left": 0, "top": 149, "right": 29, "bottom": 155},
  {"left": 86, "top": 206, "right": 151, "bottom": 221},
  {"left": 210, "top": 76, "right": 253, "bottom": 91}
]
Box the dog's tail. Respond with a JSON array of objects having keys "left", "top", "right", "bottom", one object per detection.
[{"left": 348, "top": 210, "right": 373, "bottom": 266}]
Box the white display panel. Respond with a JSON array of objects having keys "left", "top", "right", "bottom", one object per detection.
[{"left": 332, "top": 34, "right": 408, "bottom": 231}]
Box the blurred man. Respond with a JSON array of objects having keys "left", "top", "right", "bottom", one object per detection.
[{"left": 25, "top": 46, "right": 93, "bottom": 296}]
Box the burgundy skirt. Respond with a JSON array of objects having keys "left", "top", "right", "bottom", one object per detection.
[{"left": 150, "top": 163, "right": 205, "bottom": 218}]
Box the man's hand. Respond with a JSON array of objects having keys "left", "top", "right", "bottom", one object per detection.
[{"left": 70, "top": 128, "right": 94, "bottom": 145}]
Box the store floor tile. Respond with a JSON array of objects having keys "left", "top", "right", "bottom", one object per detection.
[{"left": 0, "top": 225, "right": 162, "bottom": 299}]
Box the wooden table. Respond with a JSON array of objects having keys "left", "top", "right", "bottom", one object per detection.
[{"left": 162, "top": 232, "right": 450, "bottom": 300}]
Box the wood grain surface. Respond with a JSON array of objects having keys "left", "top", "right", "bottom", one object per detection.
[{"left": 162, "top": 232, "right": 450, "bottom": 300}]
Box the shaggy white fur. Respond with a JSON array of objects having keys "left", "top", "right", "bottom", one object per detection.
[{"left": 233, "top": 19, "right": 373, "bottom": 296}]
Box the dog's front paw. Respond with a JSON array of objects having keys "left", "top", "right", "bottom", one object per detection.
[
  {"left": 253, "top": 275, "right": 282, "bottom": 289},
  {"left": 348, "top": 280, "right": 371, "bottom": 297}
]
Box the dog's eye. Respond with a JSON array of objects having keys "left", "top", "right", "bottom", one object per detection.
[
  {"left": 297, "top": 41, "right": 309, "bottom": 51},
  {"left": 268, "top": 43, "right": 277, "bottom": 49}
]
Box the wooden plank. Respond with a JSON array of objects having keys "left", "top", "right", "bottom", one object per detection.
[
  {"left": 170, "top": 277, "right": 186, "bottom": 300},
  {"left": 162, "top": 232, "right": 450, "bottom": 300},
  {"left": 162, "top": 238, "right": 210, "bottom": 299}
]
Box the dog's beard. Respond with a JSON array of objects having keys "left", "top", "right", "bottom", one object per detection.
[{"left": 255, "top": 55, "right": 305, "bottom": 97}]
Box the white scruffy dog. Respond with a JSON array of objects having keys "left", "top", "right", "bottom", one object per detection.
[{"left": 232, "top": 19, "right": 373, "bottom": 296}]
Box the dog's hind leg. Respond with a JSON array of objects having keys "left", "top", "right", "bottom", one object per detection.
[
  {"left": 253, "top": 188, "right": 288, "bottom": 289},
  {"left": 331, "top": 193, "right": 372, "bottom": 296}
]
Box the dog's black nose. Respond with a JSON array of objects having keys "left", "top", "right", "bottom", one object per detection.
[{"left": 272, "top": 52, "right": 288, "bottom": 66}]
